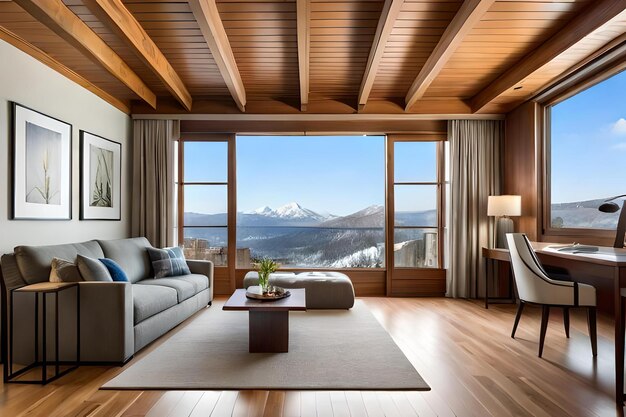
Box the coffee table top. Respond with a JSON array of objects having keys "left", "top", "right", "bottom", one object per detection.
[{"left": 223, "top": 288, "right": 306, "bottom": 312}]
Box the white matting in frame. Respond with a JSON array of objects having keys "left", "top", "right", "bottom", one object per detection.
[
  {"left": 80, "top": 131, "right": 121, "bottom": 220},
  {"left": 12, "top": 103, "right": 72, "bottom": 220}
]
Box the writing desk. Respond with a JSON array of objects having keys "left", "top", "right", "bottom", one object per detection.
[
  {"left": 483, "top": 243, "right": 626, "bottom": 404},
  {"left": 482, "top": 247, "right": 515, "bottom": 308},
  {"left": 537, "top": 245, "right": 626, "bottom": 404}
]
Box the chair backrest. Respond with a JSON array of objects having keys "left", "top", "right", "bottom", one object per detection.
[{"left": 506, "top": 233, "right": 574, "bottom": 304}]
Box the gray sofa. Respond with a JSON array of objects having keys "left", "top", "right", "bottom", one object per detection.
[{"left": 0, "top": 237, "right": 213, "bottom": 364}]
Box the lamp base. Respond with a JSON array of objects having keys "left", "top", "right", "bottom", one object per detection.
[{"left": 496, "top": 217, "right": 514, "bottom": 249}]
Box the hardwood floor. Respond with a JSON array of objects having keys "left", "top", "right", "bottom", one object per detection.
[{"left": 1, "top": 297, "right": 625, "bottom": 416}]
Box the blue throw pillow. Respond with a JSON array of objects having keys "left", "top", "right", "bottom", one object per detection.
[
  {"left": 99, "top": 258, "right": 129, "bottom": 282},
  {"left": 147, "top": 246, "right": 191, "bottom": 278}
]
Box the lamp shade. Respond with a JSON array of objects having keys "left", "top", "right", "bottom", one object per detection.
[{"left": 488, "top": 195, "right": 521, "bottom": 217}]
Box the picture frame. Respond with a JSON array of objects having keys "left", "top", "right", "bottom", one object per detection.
[
  {"left": 11, "top": 102, "right": 72, "bottom": 220},
  {"left": 80, "top": 131, "right": 122, "bottom": 220}
]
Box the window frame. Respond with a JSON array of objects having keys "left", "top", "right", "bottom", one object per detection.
[
  {"left": 387, "top": 135, "right": 446, "bottom": 271},
  {"left": 177, "top": 134, "right": 235, "bottom": 278},
  {"left": 541, "top": 66, "right": 626, "bottom": 241},
  {"left": 178, "top": 132, "right": 447, "bottom": 295}
]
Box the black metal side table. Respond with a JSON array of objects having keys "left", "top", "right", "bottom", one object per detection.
[{"left": 5, "top": 282, "right": 80, "bottom": 384}]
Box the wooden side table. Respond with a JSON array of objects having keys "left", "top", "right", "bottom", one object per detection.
[
  {"left": 482, "top": 247, "right": 516, "bottom": 308},
  {"left": 5, "top": 282, "right": 80, "bottom": 384}
]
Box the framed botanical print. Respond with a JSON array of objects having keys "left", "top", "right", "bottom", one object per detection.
[
  {"left": 11, "top": 103, "right": 72, "bottom": 220},
  {"left": 80, "top": 131, "right": 122, "bottom": 220}
]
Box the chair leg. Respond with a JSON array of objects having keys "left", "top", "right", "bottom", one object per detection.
[
  {"left": 563, "top": 307, "right": 570, "bottom": 338},
  {"left": 587, "top": 307, "right": 598, "bottom": 357},
  {"left": 539, "top": 305, "right": 550, "bottom": 358},
  {"left": 511, "top": 301, "right": 525, "bottom": 338}
]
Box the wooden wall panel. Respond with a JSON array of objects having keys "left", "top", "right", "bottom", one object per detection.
[
  {"left": 503, "top": 100, "right": 539, "bottom": 240},
  {"left": 391, "top": 279, "right": 446, "bottom": 297},
  {"left": 390, "top": 269, "right": 446, "bottom": 296},
  {"left": 179, "top": 118, "right": 447, "bottom": 134}
]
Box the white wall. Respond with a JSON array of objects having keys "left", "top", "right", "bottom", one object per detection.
[{"left": 0, "top": 40, "right": 132, "bottom": 253}]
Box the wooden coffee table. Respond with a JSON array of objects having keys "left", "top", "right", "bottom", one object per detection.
[{"left": 223, "top": 288, "right": 306, "bottom": 353}]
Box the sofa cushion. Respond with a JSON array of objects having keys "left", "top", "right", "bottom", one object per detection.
[
  {"left": 132, "top": 284, "right": 178, "bottom": 324},
  {"left": 98, "top": 238, "right": 152, "bottom": 283},
  {"left": 176, "top": 274, "right": 209, "bottom": 293},
  {"left": 49, "top": 257, "right": 82, "bottom": 283},
  {"left": 147, "top": 247, "right": 191, "bottom": 278},
  {"left": 136, "top": 274, "right": 206, "bottom": 303},
  {"left": 14, "top": 240, "right": 104, "bottom": 284},
  {"left": 76, "top": 255, "right": 113, "bottom": 282}
]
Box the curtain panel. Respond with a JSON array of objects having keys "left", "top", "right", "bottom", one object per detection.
[
  {"left": 132, "top": 119, "right": 180, "bottom": 248},
  {"left": 447, "top": 119, "right": 503, "bottom": 298}
]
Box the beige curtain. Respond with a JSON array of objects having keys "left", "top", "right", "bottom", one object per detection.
[
  {"left": 132, "top": 119, "right": 180, "bottom": 248},
  {"left": 447, "top": 119, "right": 503, "bottom": 298}
]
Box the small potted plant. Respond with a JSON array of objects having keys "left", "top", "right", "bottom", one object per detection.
[{"left": 253, "top": 257, "right": 279, "bottom": 294}]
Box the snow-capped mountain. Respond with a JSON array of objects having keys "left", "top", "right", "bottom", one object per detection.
[
  {"left": 247, "top": 205, "right": 273, "bottom": 215},
  {"left": 273, "top": 202, "right": 328, "bottom": 221},
  {"left": 320, "top": 205, "right": 384, "bottom": 228},
  {"left": 243, "top": 202, "right": 331, "bottom": 223}
]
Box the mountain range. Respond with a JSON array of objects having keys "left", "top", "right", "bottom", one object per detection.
[
  {"left": 184, "top": 202, "right": 436, "bottom": 228},
  {"left": 551, "top": 197, "right": 621, "bottom": 228}
]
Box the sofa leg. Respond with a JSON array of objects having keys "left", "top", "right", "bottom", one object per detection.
[{"left": 208, "top": 301, "right": 212, "bottom": 307}]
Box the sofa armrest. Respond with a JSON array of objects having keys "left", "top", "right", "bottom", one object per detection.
[
  {"left": 186, "top": 260, "right": 214, "bottom": 301},
  {"left": 79, "top": 282, "right": 133, "bottom": 363}
]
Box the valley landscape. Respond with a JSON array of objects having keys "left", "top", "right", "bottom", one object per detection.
[{"left": 183, "top": 202, "right": 437, "bottom": 268}]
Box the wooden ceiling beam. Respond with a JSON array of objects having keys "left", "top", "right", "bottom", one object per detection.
[
  {"left": 297, "top": 0, "right": 310, "bottom": 112},
  {"left": 188, "top": 0, "right": 246, "bottom": 113},
  {"left": 13, "top": 0, "right": 156, "bottom": 108},
  {"left": 82, "top": 0, "right": 192, "bottom": 111},
  {"left": 470, "top": 0, "right": 626, "bottom": 113},
  {"left": 404, "top": 0, "right": 496, "bottom": 111},
  {"left": 0, "top": 25, "right": 130, "bottom": 114},
  {"left": 357, "top": 0, "right": 404, "bottom": 111}
]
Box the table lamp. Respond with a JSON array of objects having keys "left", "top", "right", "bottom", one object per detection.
[
  {"left": 598, "top": 194, "right": 626, "bottom": 248},
  {"left": 488, "top": 195, "right": 521, "bottom": 249}
]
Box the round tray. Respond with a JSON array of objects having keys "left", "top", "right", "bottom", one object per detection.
[{"left": 246, "top": 285, "right": 291, "bottom": 301}]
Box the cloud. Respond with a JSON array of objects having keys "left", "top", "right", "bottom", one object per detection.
[
  {"left": 612, "top": 142, "right": 626, "bottom": 151},
  {"left": 611, "top": 118, "right": 626, "bottom": 135}
]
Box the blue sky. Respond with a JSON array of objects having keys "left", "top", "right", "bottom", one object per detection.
[
  {"left": 184, "top": 136, "right": 438, "bottom": 215},
  {"left": 236, "top": 136, "right": 385, "bottom": 216},
  {"left": 551, "top": 70, "right": 626, "bottom": 203}
]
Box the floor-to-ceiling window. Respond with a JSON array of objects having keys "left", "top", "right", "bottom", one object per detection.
[
  {"left": 235, "top": 135, "right": 386, "bottom": 268},
  {"left": 546, "top": 70, "right": 626, "bottom": 233},
  {"left": 178, "top": 133, "right": 446, "bottom": 295},
  {"left": 393, "top": 140, "right": 440, "bottom": 268},
  {"left": 179, "top": 138, "right": 230, "bottom": 266}
]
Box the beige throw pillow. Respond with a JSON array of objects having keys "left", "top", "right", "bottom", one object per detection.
[{"left": 49, "top": 257, "right": 83, "bottom": 283}]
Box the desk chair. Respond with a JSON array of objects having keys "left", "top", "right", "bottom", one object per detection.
[{"left": 506, "top": 233, "right": 597, "bottom": 358}]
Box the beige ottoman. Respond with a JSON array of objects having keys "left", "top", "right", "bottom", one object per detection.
[{"left": 243, "top": 271, "right": 355, "bottom": 309}]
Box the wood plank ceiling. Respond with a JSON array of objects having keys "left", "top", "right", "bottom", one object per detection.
[{"left": 0, "top": 0, "right": 624, "bottom": 115}]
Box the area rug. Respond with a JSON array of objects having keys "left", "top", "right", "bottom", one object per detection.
[{"left": 102, "top": 300, "right": 429, "bottom": 390}]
